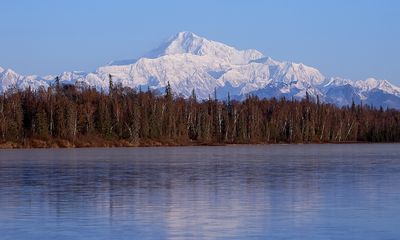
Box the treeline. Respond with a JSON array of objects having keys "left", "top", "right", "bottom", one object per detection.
[{"left": 0, "top": 80, "right": 399, "bottom": 148}]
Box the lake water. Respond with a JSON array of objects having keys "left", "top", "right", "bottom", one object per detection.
[{"left": 0, "top": 144, "right": 399, "bottom": 239}]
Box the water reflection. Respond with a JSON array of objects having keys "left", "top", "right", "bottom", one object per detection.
[{"left": 0, "top": 144, "right": 399, "bottom": 239}]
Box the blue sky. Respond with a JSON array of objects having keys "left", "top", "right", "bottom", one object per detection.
[{"left": 0, "top": 0, "right": 399, "bottom": 84}]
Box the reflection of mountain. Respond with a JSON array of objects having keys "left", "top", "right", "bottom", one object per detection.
[
  {"left": 1, "top": 32, "right": 400, "bottom": 108},
  {"left": 1, "top": 145, "right": 399, "bottom": 239},
  {"left": 0, "top": 147, "right": 322, "bottom": 238}
]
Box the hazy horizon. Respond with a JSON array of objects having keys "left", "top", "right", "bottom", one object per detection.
[{"left": 0, "top": 0, "right": 399, "bottom": 84}]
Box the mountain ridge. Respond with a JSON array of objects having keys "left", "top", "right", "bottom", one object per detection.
[{"left": 1, "top": 31, "right": 399, "bottom": 108}]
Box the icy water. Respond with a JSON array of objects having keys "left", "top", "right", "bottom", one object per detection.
[{"left": 0, "top": 144, "right": 399, "bottom": 240}]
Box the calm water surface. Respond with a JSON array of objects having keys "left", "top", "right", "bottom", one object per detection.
[{"left": 0, "top": 144, "right": 399, "bottom": 239}]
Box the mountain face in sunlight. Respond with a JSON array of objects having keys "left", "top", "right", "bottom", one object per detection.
[{"left": 1, "top": 32, "right": 400, "bottom": 109}]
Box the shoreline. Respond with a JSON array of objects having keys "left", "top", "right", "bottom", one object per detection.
[{"left": 0, "top": 138, "right": 397, "bottom": 150}]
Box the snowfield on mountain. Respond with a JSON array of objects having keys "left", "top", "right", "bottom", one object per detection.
[{"left": 1, "top": 31, "right": 400, "bottom": 108}]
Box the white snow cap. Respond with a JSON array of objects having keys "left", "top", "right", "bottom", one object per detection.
[
  {"left": 144, "top": 31, "right": 264, "bottom": 64},
  {"left": 0, "top": 31, "right": 399, "bottom": 108}
]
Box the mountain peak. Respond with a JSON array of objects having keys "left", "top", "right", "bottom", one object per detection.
[
  {"left": 0, "top": 66, "right": 4, "bottom": 73},
  {"left": 355, "top": 78, "right": 400, "bottom": 96},
  {"left": 174, "top": 31, "right": 200, "bottom": 40},
  {"left": 144, "top": 31, "right": 207, "bottom": 58},
  {"left": 2, "top": 68, "right": 18, "bottom": 77},
  {"left": 165, "top": 31, "right": 206, "bottom": 55},
  {"left": 144, "top": 31, "right": 264, "bottom": 64}
]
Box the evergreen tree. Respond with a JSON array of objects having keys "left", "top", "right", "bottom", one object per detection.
[
  {"left": 190, "top": 89, "right": 197, "bottom": 102},
  {"left": 109, "top": 74, "right": 113, "bottom": 93},
  {"left": 165, "top": 81, "right": 172, "bottom": 100},
  {"left": 55, "top": 76, "right": 60, "bottom": 90}
]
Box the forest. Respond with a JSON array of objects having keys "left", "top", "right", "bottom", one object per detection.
[{"left": 0, "top": 77, "right": 399, "bottom": 148}]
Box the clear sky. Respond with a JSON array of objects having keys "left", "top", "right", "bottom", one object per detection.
[{"left": 0, "top": 0, "right": 399, "bottom": 84}]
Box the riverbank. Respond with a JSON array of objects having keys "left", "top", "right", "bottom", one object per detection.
[
  {"left": 0, "top": 138, "right": 388, "bottom": 149},
  {"left": 0, "top": 137, "right": 229, "bottom": 149}
]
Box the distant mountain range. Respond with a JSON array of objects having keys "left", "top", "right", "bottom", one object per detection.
[{"left": 1, "top": 31, "right": 400, "bottom": 108}]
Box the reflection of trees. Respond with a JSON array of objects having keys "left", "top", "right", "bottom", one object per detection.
[{"left": 0, "top": 145, "right": 396, "bottom": 238}]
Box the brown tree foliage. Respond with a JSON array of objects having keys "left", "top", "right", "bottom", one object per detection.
[{"left": 0, "top": 83, "right": 399, "bottom": 147}]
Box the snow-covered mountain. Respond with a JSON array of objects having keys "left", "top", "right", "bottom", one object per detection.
[{"left": 1, "top": 31, "right": 400, "bottom": 109}]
